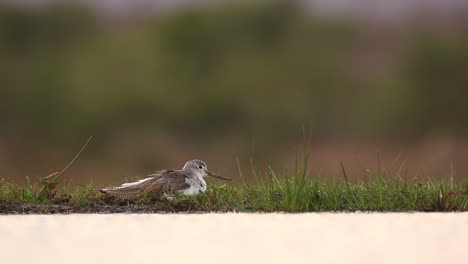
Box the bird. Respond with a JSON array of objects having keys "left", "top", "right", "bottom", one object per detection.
[{"left": 100, "top": 160, "right": 231, "bottom": 200}]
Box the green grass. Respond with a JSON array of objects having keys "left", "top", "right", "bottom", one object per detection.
[{"left": 1, "top": 163, "right": 467, "bottom": 212}]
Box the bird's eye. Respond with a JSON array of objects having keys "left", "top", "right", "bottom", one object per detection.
[{"left": 198, "top": 165, "right": 203, "bottom": 169}]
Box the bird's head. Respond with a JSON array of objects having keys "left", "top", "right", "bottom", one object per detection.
[{"left": 182, "top": 160, "right": 232, "bottom": 180}]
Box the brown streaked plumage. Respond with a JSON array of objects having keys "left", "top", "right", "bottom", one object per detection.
[{"left": 100, "top": 160, "right": 231, "bottom": 200}]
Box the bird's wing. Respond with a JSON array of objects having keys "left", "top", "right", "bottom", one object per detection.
[
  {"left": 100, "top": 170, "right": 190, "bottom": 199},
  {"left": 144, "top": 170, "right": 190, "bottom": 196}
]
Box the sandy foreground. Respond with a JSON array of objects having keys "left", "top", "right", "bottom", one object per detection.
[{"left": 0, "top": 213, "right": 467, "bottom": 264}]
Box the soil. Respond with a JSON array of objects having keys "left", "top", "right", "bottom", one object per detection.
[{"left": 0, "top": 197, "right": 211, "bottom": 214}]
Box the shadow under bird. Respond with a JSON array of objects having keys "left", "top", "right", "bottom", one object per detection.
[{"left": 100, "top": 160, "right": 232, "bottom": 199}]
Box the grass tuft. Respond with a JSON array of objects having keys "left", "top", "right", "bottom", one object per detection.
[{"left": 1, "top": 159, "right": 467, "bottom": 213}]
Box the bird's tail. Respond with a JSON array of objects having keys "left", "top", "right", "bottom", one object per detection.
[{"left": 100, "top": 177, "right": 153, "bottom": 200}]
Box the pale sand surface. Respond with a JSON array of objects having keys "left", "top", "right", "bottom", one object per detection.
[{"left": 1, "top": 213, "right": 467, "bottom": 264}]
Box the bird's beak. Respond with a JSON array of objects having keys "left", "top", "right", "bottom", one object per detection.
[{"left": 206, "top": 170, "right": 232, "bottom": 180}]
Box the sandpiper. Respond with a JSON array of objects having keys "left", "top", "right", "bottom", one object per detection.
[{"left": 100, "top": 160, "right": 231, "bottom": 199}]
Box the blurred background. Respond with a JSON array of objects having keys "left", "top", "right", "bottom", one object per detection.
[{"left": 1, "top": 0, "right": 468, "bottom": 184}]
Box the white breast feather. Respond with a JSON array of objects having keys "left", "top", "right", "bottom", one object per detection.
[{"left": 180, "top": 174, "right": 207, "bottom": 195}]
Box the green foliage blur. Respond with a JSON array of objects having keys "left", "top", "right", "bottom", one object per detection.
[{"left": 2, "top": 1, "right": 468, "bottom": 146}]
